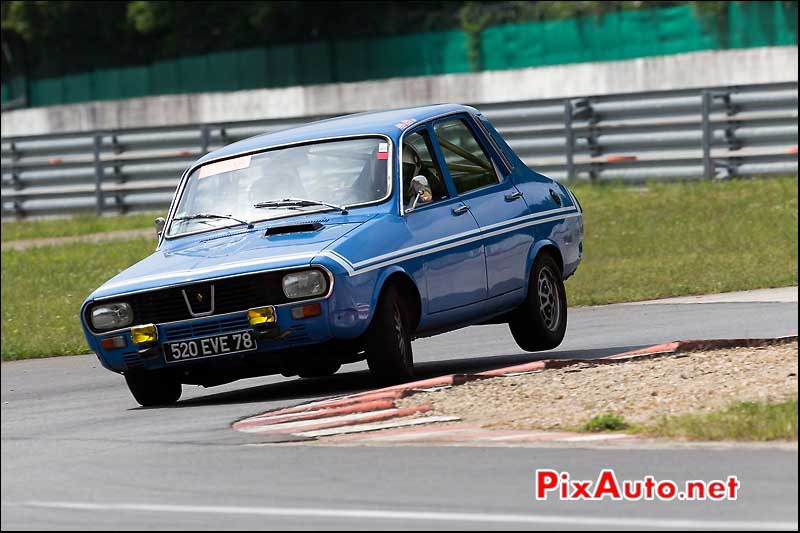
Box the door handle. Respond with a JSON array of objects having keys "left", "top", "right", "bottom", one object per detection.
[
  {"left": 504, "top": 191, "right": 523, "bottom": 201},
  {"left": 452, "top": 205, "right": 470, "bottom": 216}
]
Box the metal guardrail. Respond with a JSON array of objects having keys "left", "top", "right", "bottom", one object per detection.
[{"left": 1, "top": 81, "right": 797, "bottom": 219}]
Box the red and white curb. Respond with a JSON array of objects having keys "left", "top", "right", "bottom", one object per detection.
[
  {"left": 233, "top": 335, "right": 796, "bottom": 444},
  {"left": 317, "top": 425, "right": 638, "bottom": 445}
]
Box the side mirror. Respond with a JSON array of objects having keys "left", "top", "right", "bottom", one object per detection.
[
  {"left": 155, "top": 217, "right": 166, "bottom": 239},
  {"left": 407, "top": 176, "right": 431, "bottom": 212}
]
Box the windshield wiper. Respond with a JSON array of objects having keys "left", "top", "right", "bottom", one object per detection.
[
  {"left": 172, "top": 213, "right": 254, "bottom": 229},
  {"left": 254, "top": 198, "right": 348, "bottom": 215}
]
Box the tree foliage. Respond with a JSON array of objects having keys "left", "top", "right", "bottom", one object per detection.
[{"left": 2, "top": 1, "right": 791, "bottom": 80}]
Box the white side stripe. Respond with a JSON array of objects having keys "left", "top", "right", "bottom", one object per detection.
[
  {"left": 317, "top": 250, "right": 355, "bottom": 274},
  {"left": 350, "top": 212, "right": 580, "bottom": 276},
  {"left": 350, "top": 206, "right": 576, "bottom": 270}
]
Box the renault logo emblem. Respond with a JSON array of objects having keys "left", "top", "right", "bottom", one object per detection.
[{"left": 181, "top": 285, "right": 215, "bottom": 317}]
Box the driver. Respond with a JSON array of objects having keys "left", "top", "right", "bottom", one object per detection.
[
  {"left": 246, "top": 159, "right": 308, "bottom": 206},
  {"left": 403, "top": 144, "right": 432, "bottom": 207}
]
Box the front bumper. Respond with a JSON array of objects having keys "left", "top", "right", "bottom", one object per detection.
[{"left": 89, "top": 301, "right": 335, "bottom": 373}]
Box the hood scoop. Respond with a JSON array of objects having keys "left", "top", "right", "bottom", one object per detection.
[{"left": 264, "top": 221, "right": 325, "bottom": 236}]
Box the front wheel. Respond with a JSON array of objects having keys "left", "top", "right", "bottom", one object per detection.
[
  {"left": 364, "top": 284, "right": 414, "bottom": 382},
  {"left": 509, "top": 254, "right": 567, "bottom": 352},
  {"left": 124, "top": 369, "right": 182, "bottom": 407}
]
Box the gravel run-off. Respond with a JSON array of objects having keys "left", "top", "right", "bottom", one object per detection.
[{"left": 397, "top": 341, "right": 799, "bottom": 431}]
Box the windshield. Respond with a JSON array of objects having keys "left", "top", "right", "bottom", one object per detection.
[{"left": 167, "top": 137, "right": 391, "bottom": 237}]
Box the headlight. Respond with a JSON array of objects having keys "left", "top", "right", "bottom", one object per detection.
[
  {"left": 282, "top": 270, "right": 327, "bottom": 299},
  {"left": 90, "top": 302, "right": 133, "bottom": 330}
]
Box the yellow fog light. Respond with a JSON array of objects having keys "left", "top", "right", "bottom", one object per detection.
[
  {"left": 248, "top": 306, "right": 277, "bottom": 326},
  {"left": 130, "top": 324, "right": 158, "bottom": 345}
]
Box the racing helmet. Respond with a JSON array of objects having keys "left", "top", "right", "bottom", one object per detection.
[{"left": 402, "top": 144, "right": 422, "bottom": 179}]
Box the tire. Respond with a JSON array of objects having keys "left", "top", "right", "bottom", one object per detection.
[
  {"left": 509, "top": 253, "right": 568, "bottom": 352},
  {"left": 124, "top": 369, "right": 182, "bottom": 407},
  {"left": 365, "top": 284, "right": 414, "bottom": 382}
]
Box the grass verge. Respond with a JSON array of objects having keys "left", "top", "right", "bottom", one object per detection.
[
  {"left": 566, "top": 176, "right": 798, "bottom": 305},
  {"left": 1, "top": 176, "right": 797, "bottom": 359},
  {"left": 1, "top": 239, "right": 154, "bottom": 359},
  {"left": 1, "top": 212, "right": 160, "bottom": 242},
  {"left": 636, "top": 398, "right": 798, "bottom": 441}
]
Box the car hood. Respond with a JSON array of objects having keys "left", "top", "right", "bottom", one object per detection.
[{"left": 88, "top": 215, "right": 371, "bottom": 300}]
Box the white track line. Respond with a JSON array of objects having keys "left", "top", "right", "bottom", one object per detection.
[
  {"left": 9, "top": 501, "right": 796, "bottom": 530},
  {"left": 235, "top": 409, "right": 401, "bottom": 433},
  {"left": 296, "top": 416, "right": 461, "bottom": 438}
]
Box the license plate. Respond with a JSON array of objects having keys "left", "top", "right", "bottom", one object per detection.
[{"left": 164, "top": 330, "right": 257, "bottom": 363}]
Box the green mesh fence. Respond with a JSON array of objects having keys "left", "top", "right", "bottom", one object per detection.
[
  {"left": 0, "top": 76, "right": 27, "bottom": 108},
  {"left": 481, "top": 4, "right": 728, "bottom": 69},
  {"left": 13, "top": 1, "right": 798, "bottom": 109},
  {"left": 729, "top": 0, "right": 798, "bottom": 47}
]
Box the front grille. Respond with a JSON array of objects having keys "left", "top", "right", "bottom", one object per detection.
[
  {"left": 123, "top": 352, "right": 143, "bottom": 369},
  {"left": 87, "top": 268, "right": 329, "bottom": 328},
  {"left": 284, "top": 324, "right": 309, "bottom": 343},
  {"left": 162, "top": 316, "right": 250, "bottom": 342},
  {"left": 130, "top": 273, "right": 281, "bottom": 324}
]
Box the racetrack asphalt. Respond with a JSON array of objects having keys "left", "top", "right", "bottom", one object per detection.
[{"left": 1, "top": 288, "right": 798, "bottom": 530}]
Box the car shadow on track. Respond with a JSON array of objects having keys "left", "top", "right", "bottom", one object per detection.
[{"left": 174, "top": 344, "right": 646, "bottom": 409}]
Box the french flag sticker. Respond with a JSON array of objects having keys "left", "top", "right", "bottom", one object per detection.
[{"left": 377, "top": 142, "right": 389, "bottom": 160}]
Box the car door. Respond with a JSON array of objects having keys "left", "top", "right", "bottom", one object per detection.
[
  {"left": 430, "top": 115, "right": 532, "bottom": 298},
  {"left": 401, "top": 126, "right": 487, "bottom": 313}
]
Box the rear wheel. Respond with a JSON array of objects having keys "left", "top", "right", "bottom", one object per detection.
[
  {"left": 365, "top": 284, "right": 414, "bottom": 382},
  {"left": 509, "top": 253, "right": 567, "bottom": 352},
  {"left": 124, "top": 369, "right": 182, "bottom": 407}
]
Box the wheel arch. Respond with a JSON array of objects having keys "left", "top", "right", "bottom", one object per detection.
[
  {"left": 370, "top": 267, "right": 423, "bottom": 332},
  {"left": 528, "top": 240, "right": 564, "bottom": 275},
  {"left": 524, "top": 240, "right": 565, "bottom": 300}
]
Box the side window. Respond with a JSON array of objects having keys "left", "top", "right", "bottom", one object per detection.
[
  {"left": 402, "top": 129, "right": 450, "bottom": 210},
  {"left": 433, "top": 118, "right": 500, "bottom": 194}
]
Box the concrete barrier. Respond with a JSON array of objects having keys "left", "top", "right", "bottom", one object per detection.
[{"left": 2, "top": 46, "right": 797, "bottom": 137}]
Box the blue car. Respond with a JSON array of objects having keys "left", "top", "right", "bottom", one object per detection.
[{"left": 80, "top": 104, "right": 583, "bottom": 406}]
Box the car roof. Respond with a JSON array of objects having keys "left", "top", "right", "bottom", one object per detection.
[{"left": 195, "top": 103, "right": 478, "bottom": 165}]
